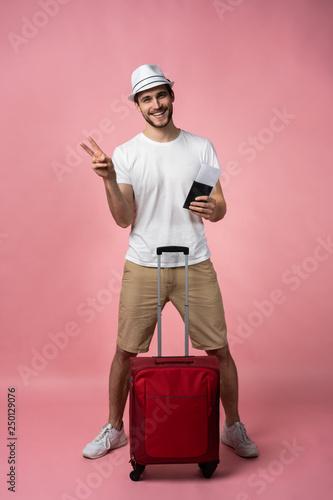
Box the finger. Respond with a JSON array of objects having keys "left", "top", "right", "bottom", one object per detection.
[
  {"left": 88, "top": 136, "right": 104, "bottom": 154},
  {"left": 189, "top": 207, "right": 211, "bottom": 219},
  {"left": 189, "top": 204, "right": 213, "bottom": 214},
  {"left": 80, "top": 142, "right": 94, "bottom": 157},
  {"left": 190, "top": 201, "right": 212, "bottom": 210},
  {"left": 194, "top": 196, "right": 209, "bottom": 202},
  {"left": 92, "top": 163, "right": 108, "bottom": 168},
  {"left": 189, "top": 205, "right": 205, "bottom": 213}
]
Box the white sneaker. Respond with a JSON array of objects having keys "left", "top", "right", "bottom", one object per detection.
[
  {"left": 82, "top": 423, "right": 127, "bottom": 459},
  {"left": 221, "top": 421, "right": 258, "bottom": 458}
]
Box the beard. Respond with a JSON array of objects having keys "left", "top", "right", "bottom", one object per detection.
[{"left": 142, "top": 106, "right": 173, "bottom": 129}]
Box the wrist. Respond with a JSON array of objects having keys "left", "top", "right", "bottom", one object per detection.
[{"left": 103, "top": 171, "right": 117, "bottom": 184}]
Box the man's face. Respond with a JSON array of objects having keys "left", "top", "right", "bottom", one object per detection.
[{"left": 135, "top": 85, "right": 174, "bottom": 129}]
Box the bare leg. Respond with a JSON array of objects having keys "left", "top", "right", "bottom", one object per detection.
[
  {"left": 108, "top": 345, "right": 137, "bottom": 430},
  {"left": 206, "top": 344, "right": 240, "bottom": 427}
]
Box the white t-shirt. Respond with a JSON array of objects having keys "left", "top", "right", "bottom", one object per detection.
[{"left": 112, "top": 129, "right": 220, "bottom": 267}]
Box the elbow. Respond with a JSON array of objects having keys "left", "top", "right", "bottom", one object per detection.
[
  {"left": 117, "top": 220, "right": 132, "bottom": 229},
  {"left": 112, "top": 207, "right": 134, "bottom": 228},
  {"left": 116, "top": 215, "right": 134, "bottom": 229}
]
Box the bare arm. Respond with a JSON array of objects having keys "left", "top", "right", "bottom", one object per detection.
[
  {"left": 103, "top": 179, "right": 134, "bottom": 228},
  {"left": 189, "top": 179, "right": 227, "bottom": 222},
  {"left": 80, "top": 137, "right": 134, "bottom": 228}
]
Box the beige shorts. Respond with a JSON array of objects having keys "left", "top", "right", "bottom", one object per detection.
[{"left": 117, "top": 259, "right": 228, "bottom": 353}]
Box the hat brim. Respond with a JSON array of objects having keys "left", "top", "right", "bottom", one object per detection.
[{"left": 128, "top": 81, "right": 174, "bottom": 102}]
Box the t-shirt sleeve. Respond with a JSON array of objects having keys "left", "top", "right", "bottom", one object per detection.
[
  {"left": 112, "top": 146, "right": 132, "bottom": 185},
  {"left": 204, "top": 140, "right": 221, "bottom": 170}
]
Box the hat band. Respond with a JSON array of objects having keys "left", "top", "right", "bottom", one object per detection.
[{"left": 132, "top": 75, "right": 169, "bottom": 93}]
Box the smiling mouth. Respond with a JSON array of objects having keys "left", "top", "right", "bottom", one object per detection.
[{"left": 151, "top": 109, "right": 166, "bottom": 117}]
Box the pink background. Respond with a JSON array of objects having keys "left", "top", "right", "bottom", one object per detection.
[{"left": 1, "top": 0, "right": 332, "bottom": 498}]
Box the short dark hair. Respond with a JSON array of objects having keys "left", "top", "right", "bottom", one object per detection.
[{"left": 134, "top": 84, "right": 173, "bottom": 104}]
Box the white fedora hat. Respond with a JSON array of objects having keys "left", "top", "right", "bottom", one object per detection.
[{"left": 128, "top": 64, "right": 174, "bottom": 101}]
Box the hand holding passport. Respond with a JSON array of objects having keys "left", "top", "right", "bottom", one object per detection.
[{"left": 183, "top": 164, "right": 222, "bottom": 210}]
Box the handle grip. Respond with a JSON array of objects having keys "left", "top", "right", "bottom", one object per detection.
[
  {"left": 155, "top": 357, "right": 194, "bottom": 365},
  {"left": 157, "top": 246, "right": 189, "bottom": 255}
]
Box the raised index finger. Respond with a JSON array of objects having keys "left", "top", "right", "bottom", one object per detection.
[
  {"left": 80, "top": 141, "right": 94, "bottom": 157},
  {"left": 87, "top": 136, "right": 104, "bottom": 155}
]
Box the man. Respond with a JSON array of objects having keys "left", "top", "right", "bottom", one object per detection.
[{"left": 80, "top": 64, "right": 258, "bottom": 460}]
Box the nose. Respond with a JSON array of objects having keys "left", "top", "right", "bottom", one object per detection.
[{"left": 152, "top": 97, "right": 162, "bottom": 109}]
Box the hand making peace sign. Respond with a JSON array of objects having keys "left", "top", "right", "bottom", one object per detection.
[{"left": 80, "top": 137, "right": 115, "bottom": 179}]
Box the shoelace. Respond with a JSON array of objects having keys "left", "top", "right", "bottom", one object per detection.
[
  {"left": 234, "top": 423, "right": 251, "bottom": 444},
  {"left": 93, "top": 425, "right": 111, "bottom": 444}
]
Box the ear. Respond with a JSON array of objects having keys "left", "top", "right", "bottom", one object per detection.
[
  {"left": 134, "top": 102, "right": 142, "bottom": 113},
  {"left": 170, "top": 90, "right": 175, "bottom": 103}
]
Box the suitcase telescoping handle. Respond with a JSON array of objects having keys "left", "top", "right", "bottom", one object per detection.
[{"left": 156, "top": 246, "right": 189, "bottom": 357}]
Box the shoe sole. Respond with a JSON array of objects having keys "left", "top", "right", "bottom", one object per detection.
[{"left": 83, "top": 436, "right": 128, "bottom": 460}]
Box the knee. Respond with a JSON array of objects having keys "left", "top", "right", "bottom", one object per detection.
[
  {"left": 115, "top": 345, "right": 138, "bottom": 363},
  {"left": 206, "top": 344, "right": 232, "bottom": 364}
]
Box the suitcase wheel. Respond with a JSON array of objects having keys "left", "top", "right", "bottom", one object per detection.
[
  {"left": 198, "top": 460, "right": 219, "bottom": 478},
  {"left": 130, "top": 463, "right": 146, "bottom": 481}
]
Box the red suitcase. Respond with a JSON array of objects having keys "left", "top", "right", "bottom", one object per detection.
[{"left": 129, "top": 246, "right": 220, "bottom": 481}]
